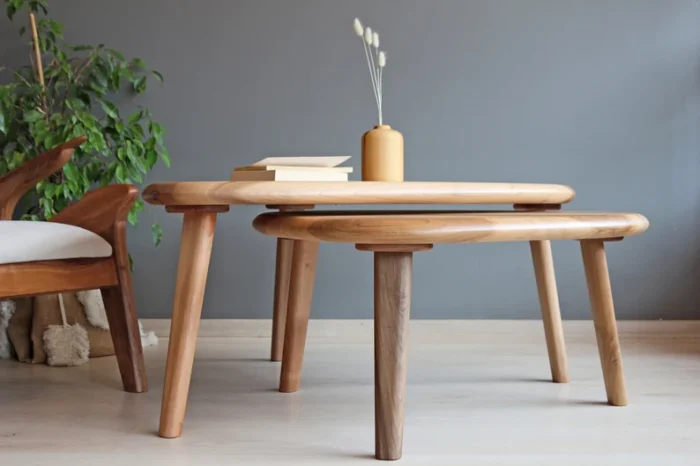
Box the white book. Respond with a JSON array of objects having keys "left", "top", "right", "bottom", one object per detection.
[
  {"left": 247, "top": 156, "right": 351, "bottom": 168},
  {"left": 234, "top": 165, "right": 353, "bottom": 173},
  {"left": 230, "top": 170, "right": 349, "bottom": 182}
]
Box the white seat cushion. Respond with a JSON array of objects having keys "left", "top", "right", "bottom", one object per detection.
[{"left": 0, "top": 221, "right": 112, "bottom": 265}]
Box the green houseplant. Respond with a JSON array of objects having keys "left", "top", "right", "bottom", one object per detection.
[{"left": 0, "top": 0, "right": 168, "bottom": 244}]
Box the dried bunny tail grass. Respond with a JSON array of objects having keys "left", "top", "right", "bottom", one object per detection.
[
  {"left": 353, "top": 18, "right": 385, "bottom": 125},
  {"left": 353, "top": 18, "right": 364, "bottom": 36}
]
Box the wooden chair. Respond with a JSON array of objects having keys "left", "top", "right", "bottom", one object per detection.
[{"left": 0, "top": 137, "right": 147, "bottom": 393}]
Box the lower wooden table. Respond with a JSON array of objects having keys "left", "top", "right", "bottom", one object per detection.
[
  {"left": 252, "top": 210, "right": 648, "bottom": 460},
  {"left": 142, "top": 181, "right": 575, "bottom": 439}
]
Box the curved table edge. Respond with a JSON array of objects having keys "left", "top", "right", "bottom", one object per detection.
[
  {"left": 142, "top": 181, "right": 576, "bottom": 207},
  {"left": 251, "top": 211, "right": 649, "bottom": 244}
]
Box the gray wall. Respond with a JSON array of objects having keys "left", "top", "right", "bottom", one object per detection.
[{"left": 2, "top": 1, "right": 699, "bottom": 319}]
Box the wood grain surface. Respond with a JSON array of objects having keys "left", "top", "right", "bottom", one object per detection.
[
  {"left": 253, "top": 211, "right": 649, "bottom": 244},
  {"left": 0, "top": 258, "right": 118, "bottom": 299},
  {"left": 142, "top": 181, "right": 575, "bottom": 206},
  {"left": 101, "top": 218, "right": 147, "bottom": 394},
  {"left": 580, "top": 240, "right": 628, "bottom": 406},
  {"left": 530, "top": 240, "right": 569, "bottom": 383},
  {"left": 279, "top": 240, "right": 319, "bottom": 393},
  {"left": 270, "top": 238, "right": 294, "bottom": 362},
  {"left": 374, "top": 251, "right": 413, "bottom": 460},
  {"left": 160, "top": 210, "right": 220, "bottom": 438}
]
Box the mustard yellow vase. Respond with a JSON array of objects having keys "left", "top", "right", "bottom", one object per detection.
[{"left": 361, "top": 125, "right": 404, "bottom": 182}]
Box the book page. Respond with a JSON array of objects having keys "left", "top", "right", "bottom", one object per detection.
[{"left": 249, "top": 156, "right": 351, "bottom": 168}]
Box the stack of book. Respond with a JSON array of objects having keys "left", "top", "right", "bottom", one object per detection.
[{"left": 230, "top": 156, "right": 352, "bottom": 182}]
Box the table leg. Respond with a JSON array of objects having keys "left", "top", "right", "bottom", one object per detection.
[
  {"left": 271, "top": 238, "right": 294, "bottom": 361},
  {"left": 279, "top": 240, "right": 319, "bottom": 393},
  {"left": 159, "top": 209, "right": 220, "bottom": 438},
  {"left": 530, "top": 240, "right": 569, "bottom": 383},
  {"left": 374, "top": 251, "right": 412, "bottom": 461},
  {"left": 580, "top": 240, "right": 627, "bottom": 406}
]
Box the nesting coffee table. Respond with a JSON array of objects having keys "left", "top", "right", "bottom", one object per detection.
[
  {"left": 142, "top": 181, "right": 581, "bottom": 444},
  {"left": 253, "top": 209, "right": 648, "bottom": 460}
]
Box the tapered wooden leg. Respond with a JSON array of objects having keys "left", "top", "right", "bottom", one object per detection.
[
  {"left": 279, "top": 240, "right": 319, "bottom": 393},
  {"left": 101, "top": 220, "right": 147, "bottom": 393},
  {"left": 271, "top": 238, "right": 294, "bottom": 361},
  {"left": 530, "top": 240, "right": 569, "bottom": 383},
  {"left": 580, "top": 240, "right": 627, "bottom": 406},
  {"left": 374, "top": 251, "right": 412, "bottom": 461},
  {"left": 102, "top": 285, "right": 147, "bottom": 393},
  {"left": 159, "top": 210, "right": 220, "bottom": 438}
]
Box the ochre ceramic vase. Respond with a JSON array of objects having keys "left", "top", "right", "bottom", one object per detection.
[{"left": 361, "top": 125, "right": 404, "bottom": 181}]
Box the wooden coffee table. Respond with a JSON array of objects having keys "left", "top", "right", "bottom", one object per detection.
[
  {"left": 252, "top": 210, "right": 649, "bottom": 460},
  {"left": 142, "top": 181, "right": 575, "bottom": 439}
]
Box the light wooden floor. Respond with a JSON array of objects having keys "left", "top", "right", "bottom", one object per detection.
[{"left": 1, "top": 321, "right": 699, "bottom": 465}]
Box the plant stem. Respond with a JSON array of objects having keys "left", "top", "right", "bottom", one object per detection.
[
  {"left": 29, "top": 13, "right": 45, "bottom": 87},
  {"left": 74, "top": 54, "right": 96, "bottom": 84},
  {"left": 29, "top": 12, "right": 49, "bottom": 124},
  {"left": 4, "top": 67, "right": 33, "bottom": 87}
]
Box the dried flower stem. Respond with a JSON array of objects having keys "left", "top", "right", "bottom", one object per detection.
[
  {"left": 378, "top": 65, "right": 383, "bottom": 123},
  {"left": 362, "top": 41, "right": 381, "bottom": 124},
  {"left": 367, "top": 48, "right": 383, "bottom": 124}
]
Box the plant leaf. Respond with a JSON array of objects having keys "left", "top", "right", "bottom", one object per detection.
[
  {"left": 107, "top": 48, "right": 125, "bottom": 61},
  {"left": 115, "top": 164, "right": 125, "bottom": 183},
  {"left": 131, "top": 57, "right": 146, "bottom": 69},
  {"left": 150, "top": 122, "right": 164, "bottom": 145},
  {"left": 152, "top": 70, "right": 164, "bottom": 82},
  {"left": 63, "top": 162, "right": 80, "bottom": 182},
  {"left": 99, "top": 99, "right": 119, "bottom": 119},
  {"left": 127, "top": 210, "right": 138, "bottom": 226},
  {"left": 46, "top": 19, "right": 63, "bottom": 36},
  {"left": 44, "top": 183, "right": 55, "bottom": 199},
  {"left": 145, "top": 148, "right": 157, "bottom": 169},
  {"left": 160, "top": 147, "right": 171, "bottom": 167},
  {"left": 24, "top": 109, "right": 44, "bottom": 123},
  {"left": 133, "top": 75, "right": 147, "bottom": 93},
  {"left": 128, "top": 110, "right": 143, "bottom": 124},
  {"left": 6, "top": 2, "right": 17, "bottom": 20},
  {"left": 151, "top": 223, "right": 163, "bottom": 246}
]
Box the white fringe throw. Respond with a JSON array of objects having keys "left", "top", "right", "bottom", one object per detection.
[{"left": 78, "top": 289, "right": 158, "bottom": 348}]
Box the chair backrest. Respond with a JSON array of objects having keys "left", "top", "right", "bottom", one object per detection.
[
  {"left": 50, "top": 184, "right": 139, "bottom": 242},
  {"left": 0, "top": 137, "right": 87, "bottom": 219}
]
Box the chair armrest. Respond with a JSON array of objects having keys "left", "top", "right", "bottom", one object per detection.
[
  {"left": 0, "top": 137, "right": 87, "bottom": 219},
  {"left": 50, "top": 184, "right": 139, "bottom": 243}
]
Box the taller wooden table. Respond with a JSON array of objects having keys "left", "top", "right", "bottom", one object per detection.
[{"left": 142, "top": 181, "right": 575, "bottom": 439}]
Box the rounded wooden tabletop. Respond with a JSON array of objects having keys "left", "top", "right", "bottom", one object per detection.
[
  {"left": 142, "top": 181, "right": 575, "bottom": 207},
  {"left": 253, "top": 211, "right": 649, "bottom": 244}
]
